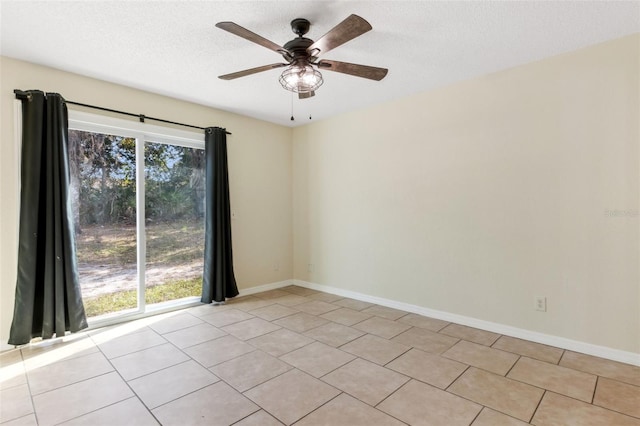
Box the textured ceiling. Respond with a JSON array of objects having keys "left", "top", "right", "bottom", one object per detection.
[{"left": 1, "top": 1, "right": 639, "bottom": 127}]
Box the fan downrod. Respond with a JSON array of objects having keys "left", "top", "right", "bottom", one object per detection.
[{"left": 290, "top": 18, "right": 310, "bottom": 36}]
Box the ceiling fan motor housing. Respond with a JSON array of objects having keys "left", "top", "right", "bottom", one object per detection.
[
  {"left": 283, "top": 18, "right": 319, "bottom": 62},
  {"left": 290, "top": 18, "right": 310, "bottom": 36},
  {"left": 283, "top": 37, "right": 314, "bottom": 62}
]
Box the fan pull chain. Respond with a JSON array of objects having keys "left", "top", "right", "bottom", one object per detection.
[{"left": 290, "top": 92, "right": 295, "bottom": 121}]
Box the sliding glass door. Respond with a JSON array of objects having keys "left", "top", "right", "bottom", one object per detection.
[
  {"left": 69, "top": 130, "right": 139, "bottom": 317},
  {"left": 68, "top": 112, "right": 204, "bottom": 323},
  {"left": 144, "top": 142, "right": 205, "bottom": 306}
]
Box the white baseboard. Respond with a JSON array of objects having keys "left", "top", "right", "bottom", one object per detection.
[
  {"left": 238, "top": 279, "right": 294, "bottom": 297},
  {"left": 292, "top": 279, "right": 640, "bottom": 367},
  {"left": 0, "top": 341, "right": 15, "bottom": 352}
]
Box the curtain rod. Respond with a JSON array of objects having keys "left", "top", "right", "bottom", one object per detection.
[{"left": 14, "top": 90, "right": 231, "bottom": 135}]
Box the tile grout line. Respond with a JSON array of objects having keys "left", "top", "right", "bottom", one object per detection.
[
  {"left": 333, "top": 313, "right": 373, "bottom": 328},
  {"left": 444, "top": 365, "right": 472, "bottom": 392},
  {"left": 438, "top": 361, "right": 552, "bottom": 421},
  {"left": 573, "top": 371, "right": 638, "bottom": 388},
  {"left": 438, "top": 366, "right": 536, "bottom": 422},
  {"left": 148, "top": 379, "right": 230, "bottom": 413},
  {"left": 246, "top": 303, "right": 302, "bottom": 321},
  {"left": 467, "top": 406, "right": 484, "bottom": 426},
  {"left": 9, "top": 285, "right": 639, "bottom": 425},
  {"left": 445, "top": 363, "right": 559, "bottom": 399},
  {"left": 589, "top": 385, "right": 640, "bottom": 419},
  {"left": 556, "top": 348, "right": 567, "bottom": 365},
  {"left": 105, "top": 340, "right": 168, "bottom": 361},
  {"left": 116, "top": 318, "right": 257, "bottom": 411},
  {"left": 0, "top": 377, "right": 28, "bottom": 392},
  {"left": 457, "top": 355, "right": 610, "bottom": 408},
  {"left": 20, "top": 341, "right": 124, "bottom": 423},
  {"left": 53, "top": 395, "right": 142, "bottom": 425},
  {"left": 319, "top": 360, "right": 412, "bottom": 413},
  {"left": 125, "top": 358, "right": 193, "bottom": 383},
  {"left": 372, "top": 375, "right": 413, "bottom": 417},
  {"left": 296, "top": 390, "right": 411, "bottom": 426},
  {"left": 29, "top": 368, "right": 130, "bottom": 424},
  {"left": 226, "top": 406, "right": 263, "bottom": 425},
  {"left": 90, "top": 332, "right": 164, "bottom": 426},
  {"left": 489, "top": 335, "right": 567, "bottom": 366},
  {"left": 222, "top": 356, "right": 294, "bottom": 395},
  {"left": 165, "top": 328, "right": 229, "bottom": 351},
  {"left": 124, "top": 320, "right": 238, "bottom": 414},
  {"left": 17, "top": 349, "right": 38, "bottom": 426},
  {"left": 527, "top": 389, "right": 546, "bottom": 423},
  {"left": 145, "top": 311, "right": 208, "bottom": 335},
  {"left": 381, "top": 342, "right": 413, "bottom": 367},
  {"left": 94, "top": 326, "right": 166, "bottom": 360},
  {"left": 552, "top": 352, "right": 640, "bottom": 388},
  {"left": 503, "top": 354, "right": 522, "bottom": 377},
  {"left": 229, "top": 295, "right": 412, "bottom": 423},
  {"left": 250, "top": 336, "right": 316, "bottom": 359},
  {"left": 184, "top": 342, "right": 257, "bottom": 371},
  {"left": 199, "top": 302, "right": 322, "bottom": 389},
  {"left": 2, "top": 412, "right": 36, "bottom": 425},
  {"left": 536, "top": 388, "right": 640, "bottom": 422},
  {"left": 285, "top": 391, "right": 344, "bottom": 425}
]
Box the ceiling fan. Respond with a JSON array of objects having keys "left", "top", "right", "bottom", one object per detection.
[{"left": 216, "top": 14, "right": 388, "bottom": 99}]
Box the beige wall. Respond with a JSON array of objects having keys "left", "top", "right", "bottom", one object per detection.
[
  {"left": 293, "top": 35, "right": 640, "bottom": 354},
  {"left": 0, "top": 57, "right": 293, "bottom": 346},
  {"left": 2, "top": 34, "right": 639, "bottom": 356}
]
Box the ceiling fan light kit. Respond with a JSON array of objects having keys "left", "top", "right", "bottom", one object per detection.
[
  {"left": 216, "top": 14, "right": 387, "bottom": 99},
  {"left": 279, "top": 63, "right": 323, "bottom": 93}
]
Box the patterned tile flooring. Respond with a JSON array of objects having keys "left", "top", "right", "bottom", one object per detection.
[{"left": 1, "top": 285, "right": 639, "bottom": 425}]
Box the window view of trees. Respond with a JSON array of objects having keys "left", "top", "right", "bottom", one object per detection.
[
  {"left": 68, "top": 132, "right": 137, "bottom": 230},
  {"left": 68, "top": 130, "right": 205, "bottom": 318},
  {"left": 144, "top": 141, "right": 205, "bottom": 306}
]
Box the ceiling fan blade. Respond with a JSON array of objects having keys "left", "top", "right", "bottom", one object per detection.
[
  {"left": 307, "top": 14, "right": 372, "bottom": 56},
  {"left": 298, "top": 91, "right": 315, "bottom": 99},
  {"left": 317, "top": 60, "right": 388, "bottom": 81},
  {"left": 216, "top": 22, "right": 289, "bottom": 55},
  {"left": 219, "top": 63, "right": 288, "bottom": 80}
]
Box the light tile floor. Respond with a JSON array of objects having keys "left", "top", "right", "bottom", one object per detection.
[{"left": 1, "top": 285, "right": 639, "bottom": 425}]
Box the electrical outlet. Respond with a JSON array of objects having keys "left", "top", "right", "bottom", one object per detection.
[
  {"left": 307, "top": 263, "right": 314, "bottom": 273},
  {"left": 273, "top": 262, "right": 279, "bottom": 271},
  {"left": 535, "top": 296, "right": 547, "bottom": 312}
]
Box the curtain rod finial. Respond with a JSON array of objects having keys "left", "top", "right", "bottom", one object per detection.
[{"left": 14, "top": 89, "right": 33, "bottom": 101}]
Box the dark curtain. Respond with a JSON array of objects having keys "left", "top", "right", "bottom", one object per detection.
[
  {"left": 9, "top": 91, "right": 88, "bottom": 345},
  {"left": 202, "top": 127, "right": 239, "bottom": 303}
]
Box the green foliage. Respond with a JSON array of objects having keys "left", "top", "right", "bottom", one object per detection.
[
  {"left": 76, "top": 221, "right": 203, "bottom": 266},
  {"left": 83, "top": 277, "right": 202, "bottom": 317},
  {"left": 144, "top": 277, "right": 202, "bottom": 305},
  {"left": 68, "top": 131, "right": 206, "bottom": 228}
]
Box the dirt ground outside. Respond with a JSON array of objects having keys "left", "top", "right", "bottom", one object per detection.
[
  {"left": 76, "top": 221, "right": 204, "bottom": 300},
  {"left": 78, "top": 262, "right": 203, "bottom": 299}
]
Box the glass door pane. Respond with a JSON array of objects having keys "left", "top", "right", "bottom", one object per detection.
[
  {"left": 144, "top": 142, "right": 205, "bottom": 305},
  {"left": 68, "top": 130, "right": 139, "bottom": 318}
]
